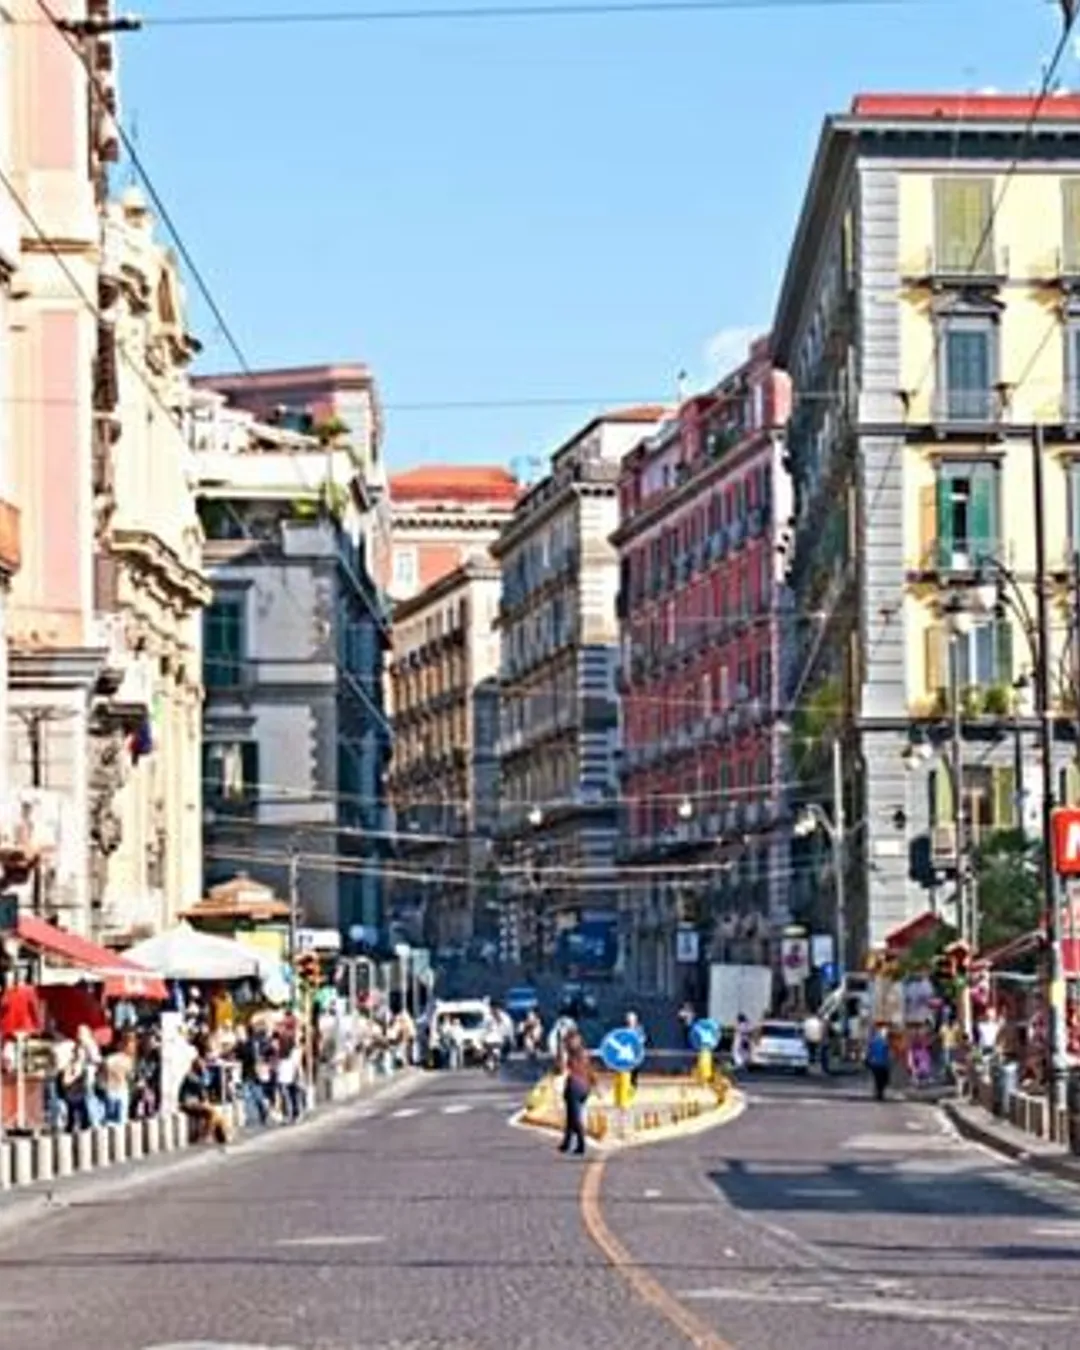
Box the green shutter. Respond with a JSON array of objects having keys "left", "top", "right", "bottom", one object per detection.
[
  {"left": 970, "top": 464, "right": 998, "bottom": 560},
  {"left": 1064, "top": 179, "right": 1080, "bottom": 273},
  {"left": 995, "top": 617, "right": 1013, "bottom": 685},
  {"left": 1064, "top": 764, "right": 1080, "bottom": 805},
  {"left": 992, "top": 766, "right": 1016, "bottom": 828},
  {"left": 935, "top": 178, "right": 993, "bottom": 272},
  {"left": 935, "top": 475, "right": 953, "bottom": 566},
  {"left": 932, "top": 766, "right": 954, "bottom": 826}
]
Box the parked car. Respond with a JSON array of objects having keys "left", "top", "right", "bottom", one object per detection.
[{"left": 749, "top": 1020, "right": 810, "bottom": 1074}]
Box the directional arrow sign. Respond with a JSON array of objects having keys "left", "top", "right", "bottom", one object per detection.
[
  {"left": 1054, "top": 807, "right": 1080, "bottom": 875},
  {"left": 599, "top": 1026, "right": 646, "bottom": 1073},
  {"left": 689, "top": 1018, "right": 720, "bottom": 1052}
]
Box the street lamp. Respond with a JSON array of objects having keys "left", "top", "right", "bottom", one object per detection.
[
  {"left": 677, "top": 796, "right": 693, "bottom": 822},
  {"left": 793, "top": 737, "right": 847, "bottom": 979}
]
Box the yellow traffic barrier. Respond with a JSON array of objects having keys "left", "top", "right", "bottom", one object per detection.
[{"left": 696, "top": 1048, "right": 714, "bottom": 1084}]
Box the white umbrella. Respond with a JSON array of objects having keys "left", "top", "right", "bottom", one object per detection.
[{"left": 125, "top": 922, "right": 275, "bottom": 983}]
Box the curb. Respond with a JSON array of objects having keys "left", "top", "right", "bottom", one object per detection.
[
  {"left": 940, "top": 1099, "right": 1080, "bottom": 1183},
  {"left": 512, "top": 1087, "right": 746, "bottom": 1153},
  {"left": 0, "top": 1067, "right": 423, "bottom": 1236}
]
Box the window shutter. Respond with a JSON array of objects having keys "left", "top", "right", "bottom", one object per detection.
[
  {"left": 925, "top": 622, "right": 945, "bottom": 696},
  {"left": 992, "top": 766, "right": 1016, "bottom": 828},
  {"left": 934, "top": 475, "right": 953, "bottom": 565},
  {"left": 241, "top": 742, "right": 259, "bottom": 802},
  {"left": 995, "top": 618, "right": 1013, "bottom": 685},
  {"left": 970, "top": 464, "right": 998, "bottom": 560},
  {"left": 932, "top": 766, "right": 954, "bottom": 826},
  {"left": 935, "top": 178, "right": 993, "bottom": 272},
  {"left": 919, "top": 484, "right": 937, "bottom": 566},
  {"left": 1063, "top": 179, "right": 1080, "bottom": 272}
]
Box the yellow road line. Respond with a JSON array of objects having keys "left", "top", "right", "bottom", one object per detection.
[{"left": 580, "top": 1157, "right": 736, "bottom": 1350}]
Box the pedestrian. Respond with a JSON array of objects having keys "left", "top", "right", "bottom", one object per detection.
[
  {"left": 866, "top": 1024, "right": 892, "bottom": 1102},
  {"left": 803, "top": 1011, "right": 823, "bottom": 1067},
  {"left": 558, "top": 1030, "right": 595, "bottom": 1157},
  {"left": 625, "top": 1010, "right": 645, "bottom": 1088}
]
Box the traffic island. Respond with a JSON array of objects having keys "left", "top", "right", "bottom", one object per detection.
[{"left": 516, "top": 1070, "right": 744, "bottom": 1150}]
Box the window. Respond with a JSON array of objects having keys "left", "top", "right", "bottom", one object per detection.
[
  {"left": 934, "top": 177, "right": 995, "bottom": 275},
  {"left": 933, "top": 461, "right": 999, "bottom": 568},
  {"left": 392, "top": 548, "right": 417, "bottom": 593},
  {"left": 203, "top": 597, "right": 245, "bottom": 689},
  {"left": 203, "top": 741, "right": 259, "bottom": 814},
  {"left": 952, "top": 618, "right": 1012, "bottom": 689},
  {"left": 941, "top": 322, "right": 995, "bottom": 422},
  {"left": 1063, "top": 179, "right": 1080, "bottom": 275}
]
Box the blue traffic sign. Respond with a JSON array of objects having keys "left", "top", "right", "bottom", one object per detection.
[
  {"left": 689, "top": 1018, "right": 720, "bottom": 1052},
  {"left": 599, "top": 1026, "right": 646, "bottom": 1073}
]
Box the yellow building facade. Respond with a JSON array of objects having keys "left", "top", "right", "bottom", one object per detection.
[{"left": 773, "top": 94, "right": 1080, "bottom": 953}]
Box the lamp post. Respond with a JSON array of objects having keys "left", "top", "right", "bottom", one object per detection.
[{"left": 794, "top": 737, "right": 847, "bottom": 980}]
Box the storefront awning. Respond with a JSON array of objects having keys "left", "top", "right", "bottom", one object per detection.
[
  {"left": 883, "top": 910, "right": 942, "bottom": 955},
  {"left": 15, "top": 914, "right": 167, "bottom": 1001}
]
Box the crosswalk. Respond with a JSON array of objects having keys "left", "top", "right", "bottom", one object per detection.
[{"left": 382, "top": 1094, "right": 520, "bottom": 1122}]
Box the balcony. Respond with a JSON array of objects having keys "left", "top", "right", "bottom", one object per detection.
[
  {"left": 930, "top": 387, "right": 1003, "bottom": 431},
  {"left": 903, "top": 243, "right": 1009, "bottom": 288}
]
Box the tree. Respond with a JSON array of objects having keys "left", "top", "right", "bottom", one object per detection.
[{"left": 973, "top": 828, "right": 1042, "bottom": 953}]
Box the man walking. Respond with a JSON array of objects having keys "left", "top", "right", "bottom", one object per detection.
[{"left": 866, "top": 1024, "right": 892, "bottom": 1102}]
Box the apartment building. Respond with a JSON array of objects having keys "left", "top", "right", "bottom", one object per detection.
[
  {"left": 387, "top": 465, "right": 518, "bottom": 603},
  {"left": 491, "top": 407, "right": 664, "bottom": 972},
  {"left": 387, "top": 557, "right": 501, "bottom": 949},
  {"left": 614, "top": 341, "right": 791, "bottom": 997},
  {"left": 772, "top": 92, "right": 1080, "bottom": 954},
  {"left": 192, "top": 390, "right": 391, "bottom": 938}
]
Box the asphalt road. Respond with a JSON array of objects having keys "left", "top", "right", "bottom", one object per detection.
[{"left": 3, "top": 1069, "right": 1080, "bottom": 1349}]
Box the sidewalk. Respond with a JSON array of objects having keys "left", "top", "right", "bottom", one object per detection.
[
  {"left": 0, "top": 1064, "right": 421, "bottom": 1227},
  {"left": 943, "top": 1096, "right": 1080, "bottom": 1183}
]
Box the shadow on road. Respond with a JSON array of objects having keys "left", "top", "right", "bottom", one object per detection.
[{"left": 710, "top": 1158, "right": 1072, "bottom": 1218}]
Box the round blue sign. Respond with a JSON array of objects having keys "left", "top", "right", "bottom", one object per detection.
[
  {"left": 689, "top": 1018, "right": 720, "bottom": 1052},
  {"left": 599, "top": 1026, "right": 646, "bottom": 1073}
]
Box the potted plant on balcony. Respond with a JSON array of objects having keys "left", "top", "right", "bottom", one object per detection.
[{"left": 982, "top": 683, "right": 1014, "bottom": 718}]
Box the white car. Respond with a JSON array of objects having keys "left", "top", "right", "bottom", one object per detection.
[
  {"left": 422, "top": 998, "right": 492, "bottom": 1063},
  {"left": 749, "top": 1020, "right": 810, "bottom": 1073}
]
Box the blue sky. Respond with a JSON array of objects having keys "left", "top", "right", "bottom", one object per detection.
[{"left": 123, "top": 0, "right": 1063, "bottom": 471}]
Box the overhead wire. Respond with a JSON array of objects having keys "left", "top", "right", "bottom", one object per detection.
[{"left": 20, "top": 0, "right": 968, "bottom": 29}]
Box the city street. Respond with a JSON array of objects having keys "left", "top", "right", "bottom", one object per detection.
[{"left": 3, "top": 1072, "right": 1080, "bottom": 1349}]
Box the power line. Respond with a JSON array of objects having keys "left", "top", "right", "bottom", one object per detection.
[{"left": 28, "top": 0, "right": 955, "bottom": 31}]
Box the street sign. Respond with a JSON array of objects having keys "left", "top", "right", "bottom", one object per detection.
[
  {"left": 1053, "top": 807, "right": 1080, "bottom": 875},
  {"left": 689, "top": 1018, "right": 720, "bottom": 1052},
  {"left": 599, "top": 1026, "right": 645, "bottom": 1073}
]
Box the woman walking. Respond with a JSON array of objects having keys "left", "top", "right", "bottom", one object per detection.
[{"left": 558, "top": 1031, "right": 594, "bottom": 1156}]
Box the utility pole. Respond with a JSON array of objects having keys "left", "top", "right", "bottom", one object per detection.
[
  {"left": 288, "top": 845, "right": 300, "bottom": 1009},
  {"left": 831, "top": 736, "right": 847, "bottom": 978},
  {"left": 1033, "top": 424, "right": 1068, "bottom": 1118},
  {"left": 949, "top": 630, "right": 967, "bottom": 948}
]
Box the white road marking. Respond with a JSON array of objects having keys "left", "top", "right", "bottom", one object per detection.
[
  {"left": 842, "top": 1132, "right": 960, "bottom": 1152},
  {"left": 275, "top": 1235, "right": 385, "bottom": 1248},
  {"left": 390, "top": 1106, "right": 421, "bottom": 1118},
  {"left": 1031, "top": 1222, "right": 1080, "bottom": 1237},
  {"left": 786, "top": 1186, "right": 861, "bottom": 1200},
  {"left": 678, "top": 1288, "right": 1073, "bottom": 1325},
  {"left": 643, "top": 1188, "right": 662, "bottom": 1199},
  {"left": 442, "top": 1103, "right": 472, "bottom": 1115},
  {"left": 144, "top": 1344, "right": 301, "bottom": 1349}
]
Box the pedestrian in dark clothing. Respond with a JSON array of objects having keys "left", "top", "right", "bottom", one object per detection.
[
  {"left": 559, "top": 1032, "right": 593, "bottom": 1156},
  {"left": 866, "top": 1025, "right": 891, "bottom": 1102}
]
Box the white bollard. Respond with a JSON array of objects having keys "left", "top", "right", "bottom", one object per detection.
[
  {"left": 32, "top": 1134, "right": 54, "bottom": 1184},
  {"left": 125, "top": 1120, "right": 142, "bottom": 1161},
  {"left": 0, "top": 1140, "right": 11, "bottom": 1189},
  {"left": 54, "top": 1132, "right": 74, "bottom": 1178},
  {"left": 11, "top": 1136, "right": 33, "bottom": 1187},
  {"left": 110, "top": 1123, "right": 127, "bottom": 1164},
  {"left": 142, "top": 1117, "right": 160, "bottom": 1156},
  {"left": 91, "top": 1126, "right": 110, "bottom": 1169},
  {"left": 73, "top": 1129, "right": 94, "bottom": 1172}
]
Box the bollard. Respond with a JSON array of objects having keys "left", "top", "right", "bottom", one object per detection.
[
  {"left": 142, "top": 1116, "right": 160, "bottom": 1156},
  {"left": 91, "top": 1127, "right": 110, "bottom": 1169},
  {"left": 0, "top": 1140, "right": 11, "bottom": 1189},
  {"left": 109, "top": 1123, "right": 127, "bottom": 1166},
  {"left": 11, "top": 1136, "right": 33, "bottom": 1187},
  {"left": 33, "top": 1134, "right": 54, "bottom": 1184},
  {"left": 73, "top": 1129, "right": 94, "bottom": 1172},
  {"left": 54, "top": 1132, "right": 74, "bottom": 1178},
  {"left": 125, "top": 1120, "right": 143, "bottom": 1161}
]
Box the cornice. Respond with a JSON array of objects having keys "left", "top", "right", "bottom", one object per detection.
[{"left": 109, "top": 527, "right": 212, "bottom": 609}]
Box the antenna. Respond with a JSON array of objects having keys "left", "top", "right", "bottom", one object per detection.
[
  {"left": 126, "top": 112, "right": 139, "bottom": 188},
  {"left": 676, "top": 369, "right": 689, "bottom": 406}
]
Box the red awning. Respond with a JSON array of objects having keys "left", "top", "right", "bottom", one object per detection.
[
  {"left": 15, "top": 914, "right": 167, "bottom": 1001},
  {"left": 883, "top": 910, "right": 942, "bottom": 955}
]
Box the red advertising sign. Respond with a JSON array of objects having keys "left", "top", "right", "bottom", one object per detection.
[{"left": 1052, "top": 807, "right": 1080, "bottom": 876}]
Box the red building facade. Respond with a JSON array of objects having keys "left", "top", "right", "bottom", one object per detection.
[{"left": 614, "top": 337, "right": 791, "bottom": 997}]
